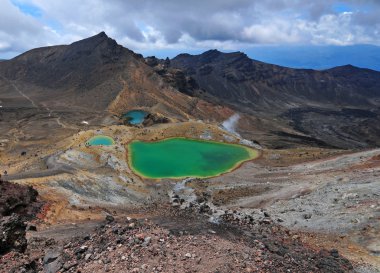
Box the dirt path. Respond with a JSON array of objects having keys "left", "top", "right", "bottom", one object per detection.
[
  {"left": 0, "top": 74, "right": 76, "bottom": 130},
  {"left": 5, "top": 153, "right": 75, "bottom": 181},
  {"left": 0, "top": 74, "right": 38, "bottom": 108}
]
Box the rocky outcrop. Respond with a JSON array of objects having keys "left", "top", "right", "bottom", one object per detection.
[
  {"left": 0, "top": 180, "right": 40, "bottom": 217},
  {"left": 0, "top": 214, "right": 27, "bottom": 254},
  {"left": 142, "top": 113, "right": 170, "bottom": 127},
  {"left": 145, "top": 56, "right": 199, "bottom": 96},
  {"left": 0, "top": 179, "right": 42, "bottom": 255}
]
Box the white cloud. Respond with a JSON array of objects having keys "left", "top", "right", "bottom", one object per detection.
[
  {"left": 0, "top": 0, "right": 58, "bottom": 53},
  {"left": 242, "top": 11, "right": 380, "bottom": 46},
  {"left": 242, "top": 20, "right": 304, "bottom": 44},
  {"left": 1, "top": 0, "right": 380, "bottom": 58}
]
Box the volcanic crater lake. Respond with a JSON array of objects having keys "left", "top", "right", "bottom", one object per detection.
[
  {"left": 128, "top": 138, "right": 258, "bottom": 179},
  {"left": 122, "top": 110, "right": 148, "bottom": 125},
  {"left": 86, "top": 135, "right": 115, "bottom": 146}
]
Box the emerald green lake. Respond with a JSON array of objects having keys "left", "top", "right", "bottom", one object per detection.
[
  {"left": 86, "top": 135, "right": 115, "bottom": 146},
  {"left": 128, "top": 138, "right": 258, "bottom": 179}
]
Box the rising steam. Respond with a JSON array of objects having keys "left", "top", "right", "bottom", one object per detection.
[{"left": 221, "top": 113, "right": 240, "bottom": 136}]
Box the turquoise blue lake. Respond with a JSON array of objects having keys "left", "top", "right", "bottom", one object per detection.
[
  {"left": 86, "top": 135, "right": 115, "bottom": 146},
  {"left": 122, "top": 110, "right": 148, "bottom": 125}
]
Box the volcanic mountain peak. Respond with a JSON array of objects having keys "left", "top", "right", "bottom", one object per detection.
[
  {"left": 9, "top": 31, "right": 132, "bottom": 68},
  {"left": 202, "top": 49, "right": 248, "bottom": 57},
  {"left": 77, "top": 31, "right": 109, "bottom": 42},
  {"left": 68, "top": 31, "right": 121, "bottom": 54},
  {"left": 173, "top": 49, "right": 251, "bottom": 67},
  {"left": 0, "top": 31, "right": 141, "bottom": 89},
  {"left": 200, "top": 49, "right": 222, "bottom": 58},
  {"left": 327, "top": 64, "right": 377, "bottom": 74},
  {"left": 0, "top": 31, "right": 146, "bottom": 111},
  {"left": 180, "top": 49, "right": 248, "bottom": 58},
  {"left": 175, "top": 49, "right": 221, "bottom": 58}
]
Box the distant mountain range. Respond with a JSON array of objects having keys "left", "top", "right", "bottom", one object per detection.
[
  {"left": 1, "top": 32, "right": 380, "bottom": 149},
  {"left": 170, "top": 50, "right": 380, "bottom": 109},
  {"left": 139, "top": 44, "right": 380, "bottom": 72},
  {"left": 3, "top": 45, "right": 380, "bottom": 71},
  {"left": 244, "top": 45, "right": 380, "bottom": 72}
]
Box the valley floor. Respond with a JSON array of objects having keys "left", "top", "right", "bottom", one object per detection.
[{"left": 0, "top": 119, "right": 379, "bottom": 272}]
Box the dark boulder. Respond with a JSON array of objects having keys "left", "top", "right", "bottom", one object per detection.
[
  {"left": 0, "top": 214, "right": 27, "bottom": 254},
  {"left": 142, "top": 113, "right": 169, "bottom": 127},
  {"left": 0, "top": 180, "right": 40, "bottom": 217},
  {"left": 0, "top": 180, "right": 43, "bottom": 255}
]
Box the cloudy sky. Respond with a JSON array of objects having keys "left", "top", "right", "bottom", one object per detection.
[{"left": 1, "top": 0, "right": 380, "bottom": 59}]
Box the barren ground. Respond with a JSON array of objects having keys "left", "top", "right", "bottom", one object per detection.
[{"left": 1, "top": 118, "right": 379, "bottom": 272}]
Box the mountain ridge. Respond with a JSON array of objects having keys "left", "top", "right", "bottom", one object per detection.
[
  {"left": 0, "top": 32, "right": 236, "bottom": 145},
  {"left": 167, "top": 47, "right": 380, "bottom": 148},
  {"left": 169, "top": 48, "right": 380, "bottom": 114},
  {"left": 242, "top": 44, "right": 380, "bottom": 72},
  {"left": 176, "top": 49, "right": 380, "bottom": 73},
  {"left": 2, "top": 32, "right": 380, "bottom": 149}
]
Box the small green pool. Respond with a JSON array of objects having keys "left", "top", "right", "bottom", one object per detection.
[
  {"left": 86, "top": 135, "right": 115, "bottom": 146},
  {"left": 128, "top": 138, "right": 258, "bottom": 179}
]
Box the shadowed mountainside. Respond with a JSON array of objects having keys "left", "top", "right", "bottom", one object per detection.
[
  {"left": 1, "top": 33, "right": 380, "bottom": 149},
  {"left": 167, "top": 50, "right": 380, "bottom": 148},
  {"left": 0, "top": 32, "right": 131, "bottom": 111},
  {"left": 171, "top": 49, "right": 380, "bottom": 111},
  {"left": 0, "top": 32, "right": 230, "bottom": 120},
  {"left": 0, "top": 33, "right": 234, "bottom": 156}
]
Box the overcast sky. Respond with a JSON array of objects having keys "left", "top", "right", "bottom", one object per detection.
[{"left": 1, "top": 0, "right": 380, "bottom": 58}]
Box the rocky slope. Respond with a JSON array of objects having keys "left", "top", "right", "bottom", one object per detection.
[
  {"left": 2, "top": 33, "right": 380, "bottom": 149},
  {"left": 170, "top": 50, "right": 380, "bottom": 109},
  {"left": 1, "top": 207, "right": 356, "bottom": 273},
  {"left": 0, "top": 32, "right": 128, "bottom": 111},
  {"left": 169, "top": 50, "right": 380, "bottom": 149},
  {"left": 0, "top": 33, "right": 234, "bottom": 160},
  {"left": 0, "top": 32, "right": 231, "bottom": 119}
]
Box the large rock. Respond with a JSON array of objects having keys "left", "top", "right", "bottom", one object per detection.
[
  {"left": 43, "top": 248, "right": 64, "bottom": 273},
  {"left": 142, "top": 113, "right": 170, "bottom": 127},
  {"left": 0, "top": 180, "right": 40, "bottom": 217},
  {"left": 0, "top": 214, "right": 27, "bottom": 254},
  {"left": 0, "top": 180, "right": 42, "bottom": 255}
]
